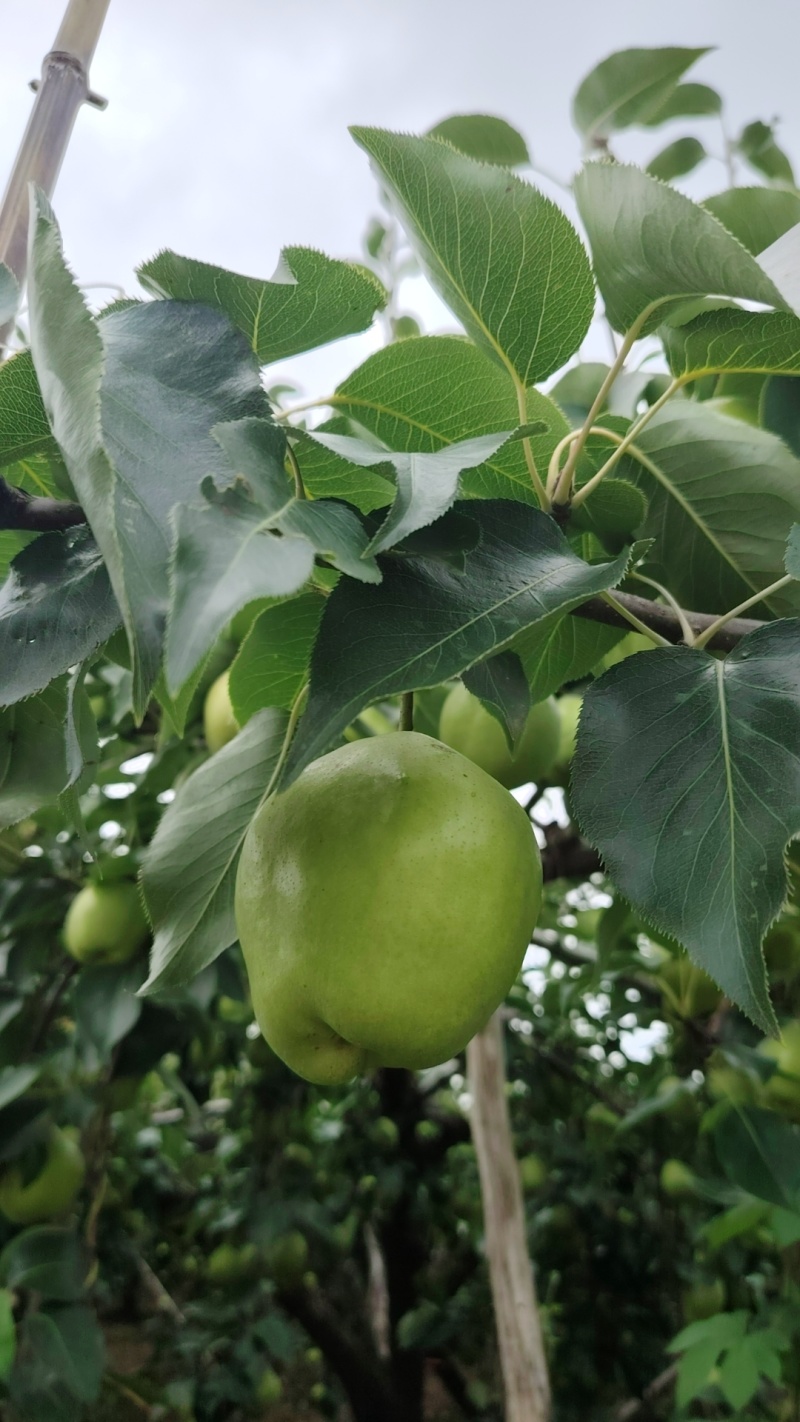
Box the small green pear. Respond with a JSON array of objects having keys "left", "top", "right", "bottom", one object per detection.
[
  {"left": 63, "top": 881, "right": 149, "bottom": 966},
  {"left": 659, "top": 1158, "right": 698, "bottom": 1198},
  {"left": 203, "top": 670, "right": 239, "bottom": 753},
  {"left": 235, "top": 733, "right": 541, "bottom": 1085},
  {"left": 0, "top": 1127, "right": 85, "bottom": 1224},
  {"left": 438, "top": 684, "right": 561, "bottom": 789}
]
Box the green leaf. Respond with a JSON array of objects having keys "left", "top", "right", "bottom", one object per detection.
[
  {"left": 426, "top": 114, "right": 530, "bottom": 167},
  {"left": 574, "top": 162, "right": 789, "bottom": 334},
  {"left": 0, "top": 265, "right": 19, "bottom": 326},
  {"left": 512, "top": 614, "right": 625, "bottom": 704},
  {"left": 0, "top": 1065, "right": 40, "bottom": 1113},
  {"left": 0, "top": 1227, "right": 88, "bottom": 1302},
  {"left": 569, "top": 478, "right": 648, "bottom": 549},
  {"left": 703, "top": 187, "right": 800, "bottom": 256},
  {"left": 72, "top": 962, "right": 143, "bottom": 1058},
  {"left": 8, "top": 1308, "right": 102, "bottom": 1420},
  {"left": 462, "top": 652, "right": 531, "bottom": 748},
  {"left": 0, "top": 529, "right": 120, "bottom": 707},
  {"left": 699, "top": 1200, "right": 770, "bottom": 1252},
  {"left": 762, "top": 375, "right": 800, "bottom": 457},
  {"left": 641, "top": 81, "right": 722, "bottom": 125},
  {"left": 350, "top": 128, "right": 595, "bottom": 386},
  {"left": 309, "top": 428, "right": 517, "bottom": 554},
  {"left": 670, "top": 1310, "right": 749, "bottom": 1355},
  {"left": 43, "top": 1305, "right": 104, "bottom": 1403},
  {"left": 0, "top": 1287, "right": 14, "bottom": 1382},
  {"left": 633, "top": 403, "right": 800, "bottom": 617},
  {"left": 786, "top": 525, "right": 800, "bottom": 578},
  {"left": 572, "top": 623, "right": 800, "bottom": 1031},
  {"left": 0, "top": 680, "right": 97, "bottom": 829},
  {"left": 229, "top": 593, "right": 325, "bottom": 724},
  {"left": 26, "top": 193, "right": 266, "bottom": 717},
  {"left": 646, "top": 137, "right": 706, "bottom": 183},
  {"left": 715, "top": 1106, "right": 800, "bottom": 1211},
  {"left": 674, "top": 1339, "right": 725, "bottom": 1409},
  {"left": 137, "top": 246, "right": 387, "bottom": 364},
  {"left": 662, "top": 309, "right": 800, "bottom": 381},
  {"left": 572, "top": 47, "right": 711, "bottom": 142},
  {"left": 332, "top": 335, "right": 568, "bottom": 504},
  {"left": 737, "top": 120, "right": 795, "bottom": 186},
  {"left": 292, "top": 421, "right": 394, "bottom": 514},
  {"left": 770, "top": 1205, "right": 800, "bottom": 1246},
  {"left": 717, "top": 1338, "right": 767, "bottom": 1409},
  {"left": 281, "top": 501, "right": 630, "bottom": 785},
  {"left": 165, "top": 418, "right": 379, "bottom": 693},
  {"left": 0, "top": 351, "right": 57, "bottom": 470},
  {"left": 140, "top": 709, "right": 288, "bottom": 994}
]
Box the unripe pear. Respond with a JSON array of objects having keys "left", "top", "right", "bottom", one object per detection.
[
  {"left": 438, "top": 684, "right": 561, "bottom": 789},
  {"left": 203, "top": 671, "right": 239, "bottom": 753},
  {"left": 0, "top": 1127, "right": 85, "bottom": 1224},
  {"left": 63, "top": 881, "right": 149, "bottom": 966}
]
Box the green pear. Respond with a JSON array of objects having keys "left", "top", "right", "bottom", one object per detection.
[
  {"left": 438, "top": 684, "right": 561, "bottom": 789},
  {"left": 267, "top": 1231, "right": 309, "bottom": 1290},
  {"left": 203, "top": 670, "right": 239, "bottom": 753},
  {"left": 682, "top": 1278, "right": 726, "bottom": 1322},
  {"left": 519, "top": 1153, "right": 547, "bottom": 1191},
  {"left": 761, "top": 1021, "right": 800, "bottom": 1115},
  {"left": 235, "top": 732, "right": 541, "bottom": 1085},
  {"left": 0, "top": 1127, "right": 85, "bottom": 1224},
  {"left": 657, "top": 955, "right": 722, "bottom": 1019},
  {"left": 63, "top": 881, "right": 149, "bottom": 966},
  {"left": 206, "top": 1241, "right": 259, "bottom": 1286},
  {"left": 659, "top": 1158, "right": 698, "bottom": 1198},
  {"left": 255, "top": 1367, "right": 283, "bottom": 1405}
]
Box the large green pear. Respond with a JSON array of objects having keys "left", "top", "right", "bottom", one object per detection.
[
  {"left": 63, "top": 881, "right": 149, "bottom": 966},
  {"left": 235, "top": 732, "right": 542, "bottom": 1085},
  {"left": 438, "top": 684, "right": 561, "bottom": 789},
  {"left": 0, "top": 1127, "right": 85, "bottom": 1224}
]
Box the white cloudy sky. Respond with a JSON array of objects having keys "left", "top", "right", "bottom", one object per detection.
[{"left": 2, "top": 1, "right": 800, "bottom": 394}]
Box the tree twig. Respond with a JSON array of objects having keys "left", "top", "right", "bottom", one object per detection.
[
  {"left": 570, "top": 591, "right": 762, "bottom": 652},
  {"left": 0, "top": 476, "right": 86, "bottom": 531}
]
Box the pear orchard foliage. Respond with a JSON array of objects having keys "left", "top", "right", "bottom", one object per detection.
[{"left": 1, "top": 40, "right": 800, "bottom": 1422}]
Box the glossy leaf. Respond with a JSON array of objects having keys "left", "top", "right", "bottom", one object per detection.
[
  {"left": 426, "top": 114, "right": 530, "bottom": 167},
  {"left": 0, "top": 680, "right": 97, "bottom": 829},
  {"left": 0, "top": 265, "right": 19, "bottom": 326},
  {"left": 0, "top": 528, "right": 120, "bottom": 707},
  {"left": 140, "top": 709, "right": 288, "bottom": 994},
  {"left": 138, "top": 246, "right": 387, "bottom": 364},
  {"left": 703, "top": 187, "right": 800, "bottom": 256},
  {"left": 662, "top": 309, "right": 800, "bottom": 380},
  {"left": 572, "top": 47, "right": 711, "bottom": 142},
  {"left": 715, "top": 1106, "right": 800, "bottom": 1212},
  {"left": 512, "top": 614, "right": 625, "bottom": 703},
  {"left": 574, "top": 163, "right": 789, "bottom": 334},
  {"left": 633, "top": 402, "right": 800, "bottom": 617},
  {"left": 462, "top": 651, "right": 531, "bottom": 748},
  {"left": 72, "top": 963, "right": 143, "bottom": 1058},
  {"left": 0, "top": 350, "right": 56, "bottom": 469},
  {"left": 229, "top": 593, "right": 325, "bottom": 724},
  {"left": 309, "top": 428, "right": 517, "bottom": 553},
  {"left": 572, "top": 623, "right": 800, "bottom": 1031},
  {"left": 332, "top": 335, "right": 567, "bottom": 505},
  {"left": 351, "top": 128, "right": 595, "bottom": 385},
  {"left": 165, "top": 418, "right": 379, "bottom": 692},
  {"left": 281, "top": 500, "right": 630, "bottom": 784},
  {"left": 292, "top": 421, "right": 393, "bottom": 514},
  {"left": 646, "top": 137, "right": 706, "bottom": 183}
]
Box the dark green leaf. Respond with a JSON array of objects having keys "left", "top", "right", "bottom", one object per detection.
[
  {"left": 704, "top": 187, "right": 800, "bottom": 256},
  {"left": 332, "top": 336, "right": 568, "bottom": 504},
  {"left": 72, "top": 962, "right": 143, "bottom": 1057},
  {"left": 762, "top": 374, "right": 800, "bottom": 457},
  {"left": 462, "top": 652, "right": 531, "bottom": 748},
  {"left": 0, "top": 1065, "right": 40, "bottom": 1113},
  {"left": 572, "top": 623, "right": 800, "bottom": 1030},
  {"left": 633, "top": 403, "right": 800, "bottom": 617},
  {"left": 786, "top": 524, "right": 800, "bottom": 578},
  {"left": 140, "top": 709, "right": 288, "bottom": 994},
  {"left": 292, "top": 421, "right": 394, "bottom": 514},
  {"left": 43, "top": 1305, "right": 104, "bottom": 1403},
  {"left": 0, "top": 1227, "right": 88, "bottom": 1301},
  {"left": 0, "top": 1287, "right": 14, "bottom": 1381},
  {"left": 737, "top": 120, "right": 795, "bottom": 185},
  {"left": 646, "top": 137, "right": 706, "bottom": 183},
  {"left": 351, "top": 129, "right": 595, "bottom": 385},
  {"left": 426, "top": 114, "right": 530, "bottom": 167},
  {"left": 572, "top": 47, "right": 711, "bottom": 142},
  {"left": 512, "top": 615, "right": 627, "bottom": 703},
  {"left": 137, "top": 246, "right": 387, "bottom": 364},
  {"left": 0, "top": 680, "right": 97, "bottom": 829},
  {"left": 574, "top": 163, "right": 789, "bottom": 334},
  {"left": 662, "top": 309, "right": 800, "bottom": 381},
  {"left": 229, "top": 593, "right": 325, "bottom": 723},
  {"left": 569, "top": 478, "right": 648, "bottom": 548},
  {"left": 282, "top": 501, "right": 630, "bottom": 784},
  {"left": 0, "top": 529, "right": 120, "bottom": 707},
  {"left": 715, "top": 1106, "right": 800, "bottom": 1211}
]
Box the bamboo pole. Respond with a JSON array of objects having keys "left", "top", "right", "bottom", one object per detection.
[
  {"left": 0, "top": 0, "right": 111, "bottom": 347},
  {"left": 467, "top": 1012, "right": 551, "bottom": 1422}
]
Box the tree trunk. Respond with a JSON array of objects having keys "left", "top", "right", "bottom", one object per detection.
[{"left": 467, "top": 1012, "right": 551, "bottom": 1422}]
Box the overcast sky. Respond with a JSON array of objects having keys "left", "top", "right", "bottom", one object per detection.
[{"left": 3, "top": 1, "right": 800, "bottom": 393}]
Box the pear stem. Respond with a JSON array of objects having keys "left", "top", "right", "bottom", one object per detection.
[{"left": 400, "top": 692, "right": 414, "bottom": 732}]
